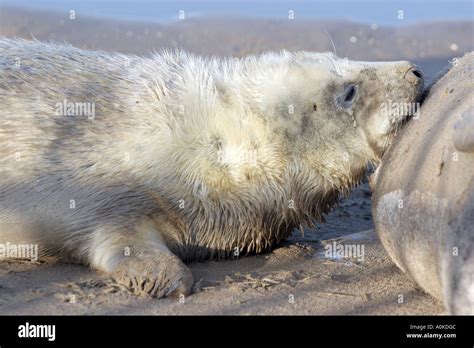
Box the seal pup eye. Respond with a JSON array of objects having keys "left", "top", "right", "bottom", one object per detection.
[{"left": 336, "top": 84, "right": 358, "bottom": 109}]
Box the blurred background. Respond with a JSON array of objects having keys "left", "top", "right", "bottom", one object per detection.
[{"left": 0, "top": 0, "right": 473, "bottom": 83}]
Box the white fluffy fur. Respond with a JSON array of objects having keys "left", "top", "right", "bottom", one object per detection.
[{"left": 0, "top": 38, "right": 422, "bottom": 296}]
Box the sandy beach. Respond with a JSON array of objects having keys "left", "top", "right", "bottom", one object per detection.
[{"left": 0, "top": 184, "right": 444, "bottom": 315}]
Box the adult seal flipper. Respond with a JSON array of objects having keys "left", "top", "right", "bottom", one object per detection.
[{"left": 371, "top": 52, "right": 474, "bottom": 314}]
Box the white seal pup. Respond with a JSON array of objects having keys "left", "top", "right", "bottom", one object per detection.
[{"left": 0, "top": 38, "right": 423, "bottom": 297}]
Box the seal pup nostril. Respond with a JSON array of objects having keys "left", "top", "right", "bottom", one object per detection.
[
  {"left": 411, "top": 69, "right": 423, "bottom": 79},
  {"left": 403, "top": 66, "right": 423, "bottom": 84}
]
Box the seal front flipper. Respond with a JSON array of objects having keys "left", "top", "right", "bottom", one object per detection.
[{"left": 87, "top": 223, "right": 193, "bottom": 298}]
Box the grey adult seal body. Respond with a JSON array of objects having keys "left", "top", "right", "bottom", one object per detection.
[
  {"left": 0, "top": 38, "right": 423, "bottom": 297},
  {"left": 371, "top": 52, "right": 474, "bottom": 314}
]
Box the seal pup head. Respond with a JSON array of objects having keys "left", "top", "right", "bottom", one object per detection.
[
  {"left": 234, "top": 51, "right": 424, "bottom": 202},
  {"left": 220, "top": 51, "right": 424, "bottom": 226},
  {"left": 251, "top": 52, "right": 424, "bottom": 163}
]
